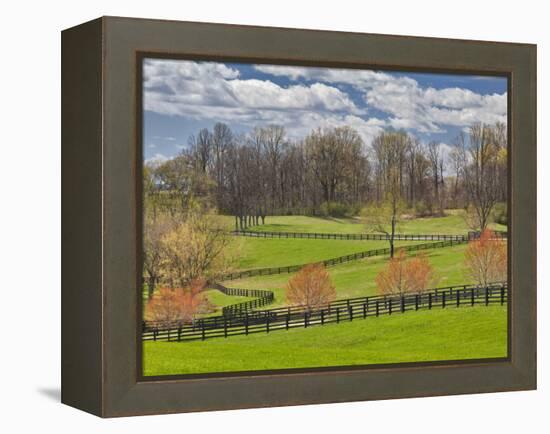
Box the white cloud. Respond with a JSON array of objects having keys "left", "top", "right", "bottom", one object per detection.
[
  {"left": 144, "top": 59, "right": 360, "bottom": 119},
  {"left": 255, "top": 64, "right": 507, "bottom": 134},
  {"left": 143, "top": 59, "right": 383, "bottom": 144},
  {"left": 143, "top": 59, "right": 507, "bottom": 150}
]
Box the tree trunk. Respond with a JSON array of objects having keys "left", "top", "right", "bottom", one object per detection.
[
  {"left": 390, "top": 214, "right": 396, "bottom": 259},
  {"left": 147, "top": 275, "right": 156, "bottom": 299}
]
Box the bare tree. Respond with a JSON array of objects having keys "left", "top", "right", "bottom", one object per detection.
[
  {"left": 212, "top": 122, "right": 232, "bottom": 203},
  {"left": 462, "top": 123, "right": 500, "bottom": 230},
  {"left": 189, "top": 128, "right": 213, "bottom": 173},
  {"left": 307, "top": 126, "right": 362, "bottom": 203}
]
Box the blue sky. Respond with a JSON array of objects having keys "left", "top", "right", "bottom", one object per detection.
[{"left": 143, "top": 59, "right": 507, "bottom": 164}]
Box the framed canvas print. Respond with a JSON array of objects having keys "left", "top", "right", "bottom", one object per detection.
[{"left": 61, "top": 16, "right": 536, "bottom": 417}]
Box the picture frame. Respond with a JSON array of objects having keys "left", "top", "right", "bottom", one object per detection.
[{"left": 61, "top": 16, "right": 536, "bottom": 417}]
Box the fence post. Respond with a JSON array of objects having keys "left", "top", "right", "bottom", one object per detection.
[
  {"left": 442, "top": 292, "right": 446, "bottom": 309},
  {"left": 304, "top": 311, "right": 308, "bottom": 328},
  {"left": 321, "top": 310, "right": 325, "bottom": 325},
  {"left": 201, "top": 321, "right": 205, "bottom": 341},
  {"left": 224, "top": 318, "right": 228, "bottom": 338},
  {"left": 485, "top": 287, "right": 489, "bottom": 306},
  {"left": 376, "top": 301, "right": 380, "bottom": 317},
  {"left": 153, "top": 328, "right": 158, "bottom": 341},
  {"left": 471, "top": 288, "right": 475, "bottom": 306},
  {"left": 428, "top": 293, "right": 432, "bottom": 310},
  {"left": 501, "top": 286, "right": 505, "bottom": 305},
  {"left": 245, "top": 313, "right": 249, "bottom": 335},
  {"left": 388, "top": 299, "right": 392, "bottom": 315},
  {"left": 401, "top": 296, "right": 405, "bottom": 313},
  {"left": 415, "top": 294, "right": 419, "bottom": 311},
  {"left": 286, "top": 314, "right": 290, "bottom": 330},
  {"left": 336, "top": 307, "right": 340, "bottom": 323},
  {"left": 456, "top": 290, "right": 460, "bottom": 307},
  {"left": 363, "top": 303, "right": 367, "bottom": 319},
  {"left": 349, "top": 305, "right": 353, "bottom": 321},
  {"left": 167, "top": 328, "right": 171, "bottom": 342}
]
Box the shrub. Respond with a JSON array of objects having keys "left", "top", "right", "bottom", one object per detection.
[
  {"left": 375, "top": 250, "right": 438, "bottom": 296},
  {"left": 319, "top": 201, "right": 358, "bottom": 217},
  {"left": 286, "top": 264, "right": 336, "bottom": 311},
  {"left": 145, "top": 278, "right": 211, "bottom": 324},
  {"left": 464, "top": 229, "right": 507, "bottom": 286},
  {"left": 414, "top": 200, "right": 431, "bottom": 217},
  {"left": 492, "top": 202, "right": 508, "bottom": 226}
]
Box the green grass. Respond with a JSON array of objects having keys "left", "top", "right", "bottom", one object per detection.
[
  {"left": 241, "top": 210, "right": 507, "bottom": 235},
  {"left": 227, "top": 244, "right": 471, "bottom": 308},
  {"left": 202, "top": 290, "right": 250, "bottom": 317},
  {"left": 143, "top": 304, "right": 507, "bottom": 376},
  {"left": 233, "top": 237, "right": 420, "bottom": 270}
]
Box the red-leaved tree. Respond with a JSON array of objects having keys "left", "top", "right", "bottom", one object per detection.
[
  {"left": 375, "top": 249, "right": 437, "bottom": 296},
  {"left": 464, "top": 228, "right": 507, "bottom": 286},
  {"left": 145, "top": 278, "right": 212, "bottom": 324},
  {"left": 286, "top": 264, "right": 336, "bottom": 311}
]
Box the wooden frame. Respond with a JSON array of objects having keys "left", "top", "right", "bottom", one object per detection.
[{"left": 61, "top": 16, "right": 536, "bottom": 417}]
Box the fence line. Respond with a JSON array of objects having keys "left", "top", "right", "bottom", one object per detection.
[
  {"left": 219, "top": 238, "right": 469, "bottom": 281},
  {"left": 232, "top": 230, "right": 507, "bottom": 242},
  {"left": 208, "top": 282, "right": 275, "bottom": 316},
  {"left": 142, "top": 282, "right": 507, "bottom": 342}
]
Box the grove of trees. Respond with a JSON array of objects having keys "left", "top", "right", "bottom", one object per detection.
[
  {"left": 146, "top": 121, "right": 507, "bottom": 231},
  {"left": 143, "top": 120, "right": 507, "bottom": 296}
]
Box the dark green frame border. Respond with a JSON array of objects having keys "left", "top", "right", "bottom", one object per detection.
[{"left": 61, "top": 16, "right": 536, "bottom": 417}]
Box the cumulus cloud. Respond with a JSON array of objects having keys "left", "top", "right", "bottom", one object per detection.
[
  {"left": 255, "top": 64, "right": 507, "bottom": 134},
  {"left": 144, "top": 59, "right": 360, "bottom": 118},
  {"left": 143, "top": 59, "right": 507, "bottom": 150}
]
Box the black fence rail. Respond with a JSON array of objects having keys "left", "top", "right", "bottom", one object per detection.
[
  {"left": 208, "top": 282, "right": 275, "bottom": 316},
  {"left": 233, "top": 230, "right": 507, "bottom": 241},
  {"left": 142, "top": 282, "right": 507, "bottom": 342},
  {"left": 219, "top": 238, "right": 469, "bottom": 281},
  {"left": 145, "top": 283, "right": 276, "bottom": 332},
  {"left": 233, "top": 231, "right": 468, "bottom": 241}
]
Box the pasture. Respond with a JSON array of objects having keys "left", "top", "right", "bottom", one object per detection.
[
  {"left": 143, "top": 304, "right": 507, "bottom": 376},
  {"left": 143, "top": 212, "right": 508, "bottom": 376}
]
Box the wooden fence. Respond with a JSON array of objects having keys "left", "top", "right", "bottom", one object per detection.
[
  {"left": 142, "top": 282, "right": 507, "bottom": 342},
  {"left": 209, "top": 282, "right": 275, "bottom": 316},
  {"left": 232, "top": 230, "right": 507, "bottom": 241},
  {"left": 219, "top": 238, "right": 469, "bottom": 281}
]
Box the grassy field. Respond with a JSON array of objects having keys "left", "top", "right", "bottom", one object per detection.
[
  {"left": 143, "top": 211, "right": 507, "bottom": 376},
  {"left": 230, "top": 211, "right": 506, "bottom": 235},
  {"left": 143, "top": 304, "right": 507, "bottom": 376},
  {"left": 227, "top": 243, "right": 471, "bottom": 308},
  {"left": 233, "top": 237, "right": 422, "bottom": 270},
  {"left": 202, "top": 290, "right": 250, "bottom": 316}
]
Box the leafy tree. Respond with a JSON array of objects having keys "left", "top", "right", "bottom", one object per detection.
[
  {"left": 159, "top": 206, "right": 233, "bottom": 288},
  {"left": 286, "top": 264, "right": 336, "bottom": 311},
  {"left": 145, "top": 287, "right": 186, "bottom": 324},
  {"left": 145, "top": 279, "right": 211, "bottom": 325},
  {"left": 464, "top": 229, "right": 507, "bottom": 286},
  {"left": 375, "top": 250, "right": 437, "bottom": 296}
]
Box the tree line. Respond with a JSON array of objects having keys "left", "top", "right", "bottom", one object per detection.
[{"left": 145, "top": 121, "right": 507, "bottom": 232}]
